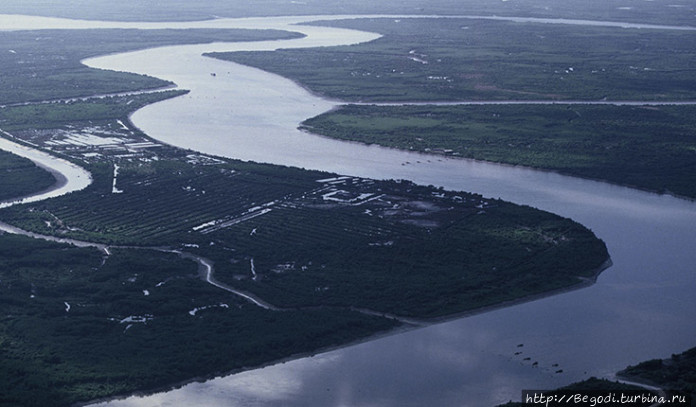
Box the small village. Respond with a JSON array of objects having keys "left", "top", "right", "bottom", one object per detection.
[{"left": 13, "top": 119, "right": 166, "bottom": 164}]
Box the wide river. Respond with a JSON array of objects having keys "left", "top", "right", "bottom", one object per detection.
[{"left": 2, "top": 14, "right": 696, "bottom": 407}]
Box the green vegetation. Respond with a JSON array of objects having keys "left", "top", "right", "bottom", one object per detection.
[
  {"left": 0, "top": 150, "right": 56, "bottom": 201},
  {"left": 0, "top": 80, "right": 610, "bottom": 406},
  {"left": 210, "top": 17, "right": 696, "bottom": 198},
  {"left": 213, "top": 191, "right": 608, "bottom": 317},
  {"left": 213, "top": 18, "right": 696, "bottom": 102},
  {"left": 301, "top": 104, "right": 696, "bottom": 198},
  {"left": 0, "top": 152, "right": 609, "bottom": 318},
  {"left": 0, "top": 14, "right": 616, "bottom": 407},
  {"left": 0, "top": 234, "right": 395, "bottom": 407},
  {"left": 619, "top": 347, "right": 696, "bottom": 396},
  {"left": 0, "top": 90, "right": 187, "bottom": 203},
  {"left": 0, "top": 28, "right": 301, "bottom": 105},
  {"left": 0, "top": 156, "right": 318, "bottom": 245},
  {"left": 0, "top": 96, "right": 610, "bottom": 406},
  {"left": 0, "top": 90, "right": 187, "bottom": 130}
]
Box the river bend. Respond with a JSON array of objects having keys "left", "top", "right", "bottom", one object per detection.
[{"left": 1, "top": 14, "right": 695, "bottom": 407}]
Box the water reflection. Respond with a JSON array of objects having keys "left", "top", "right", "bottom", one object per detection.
[
  {"left": 83, "top": 14, "right": 695, "bottom": 406},
  {"left": 0, "top": 137, "right": 92, "bottom": 208},
  {"left": 1, "top": 13, "right": 693, "bottom": 407}
]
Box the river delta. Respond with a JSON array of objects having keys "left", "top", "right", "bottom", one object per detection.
[{"left": 0, "top": 11, "right": 695, "bottom": 407}]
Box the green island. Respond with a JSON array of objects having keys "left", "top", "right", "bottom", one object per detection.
[
  {"left": 210, "top": 17, "right": 696, "bottom": 198},
  {"left": 0, "top": 24, "right": 611, "bottom": 407},
  {"left": 300, "top": 104, "right": 696, "bottom": 199}
]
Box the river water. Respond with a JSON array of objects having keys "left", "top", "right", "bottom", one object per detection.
[
  {"left": 0, "top": 134, "right": 91, "bottom": 209},
  {"left": 2, "top": 14, "right": 695, "bottom": 407}
]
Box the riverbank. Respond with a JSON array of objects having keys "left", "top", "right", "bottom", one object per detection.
[
  {"left": 0, "top": 131, "right": 91, "bottom": 208},
  {"left": 88, "top": 15, "right": 696, "bottom": 407},
  {"left": 300, "top": 103, "right": 696, "bottom": 201},
  {"left": 0, "top": 201, "right": 614, "bottom": 407},
  {"left": 0, "top": 108, "right": 612, "bottom": 407},
  {"left": 422, "top": 257, "right": 613, "bottom": 325},
  {"left": 2, "top": 11, "right": 695, "bottom": 407},
  {"left": 617, "top": 346, "right": 696, "bottom": 396},
  {"left": 78, "top": 257, "right": 613, "bottom": 407}
]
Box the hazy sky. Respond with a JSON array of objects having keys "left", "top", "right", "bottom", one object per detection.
[{"left": 0, "top": 0, "right": 693, "bottom": 25}]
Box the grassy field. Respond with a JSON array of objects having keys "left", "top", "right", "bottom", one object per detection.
[
  {"left": 213, "top": 18, "right": 696, "bottom": 102},
  {"left": 301, "top": 104, "right": 696, "bottom": 198}
]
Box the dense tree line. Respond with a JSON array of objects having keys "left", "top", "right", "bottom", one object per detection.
[
  {"left": 303, "top": 104, "right": 696, "bottom": 199},
  {"left": 216, "top": 18, "right": 696, "bottom": 102},
  {"left": 0, "top": 150, "right": 56, "bottom": 201},
  {"left": 0, "top": 234, "right": 396, "bottom": 407}
]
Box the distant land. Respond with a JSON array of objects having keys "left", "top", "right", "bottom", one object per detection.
[{"left": 213, "top": 17, "right": 696, "bottom": 198}]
